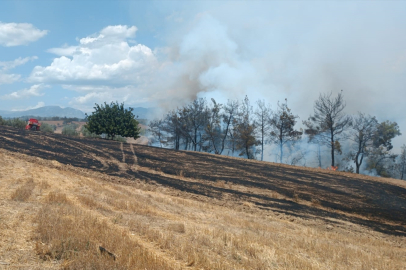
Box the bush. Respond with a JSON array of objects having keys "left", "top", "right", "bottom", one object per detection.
[
  {"left": 41, "top": 123, "right": 55, "bottom": 133},
  {"left": 62, "top": 124, "right": 79, "bottom": 136},
  {"left": 1, "top": 118, "right": 27, "bottom": 129},
  {"left": 81, "top": 126, "right": 100, "bottom": 138}
]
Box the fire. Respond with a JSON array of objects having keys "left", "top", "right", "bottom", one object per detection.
[{"left": 327, "top": 166, "right": 338, "bottom": 171}]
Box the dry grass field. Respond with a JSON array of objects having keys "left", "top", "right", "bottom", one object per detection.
[{"left": 0, "top": 125, "right": 406, "bottom": 269}]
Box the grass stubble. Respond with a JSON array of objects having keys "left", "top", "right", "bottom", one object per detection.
[{"left": 0, "top": 149, "right": 405, "bottom": 269}]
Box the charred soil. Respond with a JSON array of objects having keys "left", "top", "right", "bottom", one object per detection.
[
  {"left": 1, "top": 125, "right": 405, "bottom": 236},
  {"left": 1, "top": 125, "right": 406, "bottom": 269}
]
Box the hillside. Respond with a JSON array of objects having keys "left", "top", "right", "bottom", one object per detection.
[{"left": 0, "top": 125, "right": 405, "bottom": 269}]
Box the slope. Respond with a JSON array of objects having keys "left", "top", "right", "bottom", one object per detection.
[{"left": 0, "top": 125, "right": 406, "bottom": 269}]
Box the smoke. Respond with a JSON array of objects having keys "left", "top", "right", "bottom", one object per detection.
[{"left": 147, "top": 1, "right": 406, "bottom": 150}]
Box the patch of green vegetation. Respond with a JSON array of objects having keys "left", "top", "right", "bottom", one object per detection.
[
  {"left": 41, "top": 123, "right": 56, "bottom": 133},
  {"left": 62, "top": 124, "right": 79, "bottom": 136}
]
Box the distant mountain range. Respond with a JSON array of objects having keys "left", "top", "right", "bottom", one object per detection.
[
  {"left": 0, "top": 106, "right": 86, "bottom": 119},
  {"left": 0, "top": 106, "right": 154, "bottom": 120}
]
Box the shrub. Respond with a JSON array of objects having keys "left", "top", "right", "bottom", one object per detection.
[
  {"left": 62, "top": 124, "right": 79, "bottom": 136},
  {"left": 41, "top": 123, "right": 55, "bottom": 133},
  {"left": 81, "top": 126, "right": 101, "bottom": 138},
  {"left": 2, "top": 118, "right": 27, "bottom": 129}
]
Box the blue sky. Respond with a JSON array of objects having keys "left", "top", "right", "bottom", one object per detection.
[{"left": 1, "top": 0, "right": 406, "bottom": 147}]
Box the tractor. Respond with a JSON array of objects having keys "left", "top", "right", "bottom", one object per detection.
[{"left": 25, "top": 118, "right": 41, "bottom": 131}]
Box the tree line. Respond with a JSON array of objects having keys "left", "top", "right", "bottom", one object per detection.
[{"left": 148, "top": 92, "right": 405, "bottom": 179}]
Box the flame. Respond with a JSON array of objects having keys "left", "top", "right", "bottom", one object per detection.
[{"left": 326, "top": 166, "right": 338, "bottom": 171}]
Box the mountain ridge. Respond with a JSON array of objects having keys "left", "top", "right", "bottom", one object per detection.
[
  {"left": 0, "top": 106, "right": 154, "bottom": 119},
  {"left": 0, "top": 106, "right": 86, "bottom": 119}
]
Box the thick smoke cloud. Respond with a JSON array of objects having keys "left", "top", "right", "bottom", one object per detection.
[{"left": 150, "top": 1, "right": 406, "bottom": 149}]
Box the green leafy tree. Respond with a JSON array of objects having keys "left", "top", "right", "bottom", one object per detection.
[{"left": 85, "top": 102, "right": 141, "bottom": 140}]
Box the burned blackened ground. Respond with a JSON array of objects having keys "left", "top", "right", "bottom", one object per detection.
[{"left": 1, "top": 125, "right": 405, "bottom": 236}]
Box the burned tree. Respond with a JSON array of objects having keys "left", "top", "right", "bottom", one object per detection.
[
  {"left": 365, "top": 120, "right": 401, "bottom": 177},
  {"left": 163, "top": 110, "right": 183, "bottom": 150},
  {"left": 397, "top": 145, "right": 406, "bottom": 180},
  {"left": 304, "top": 92, "right": 352, "bottom": 167},
  {"left": 203, "top": 98, "right": 223, "bottom": 154},
  {"left": 220, "top": 99, "right": 239, "bottom": 155},
  {"left": 149, "top": 119, "right": 165, "bottom": 148},
  {"left": 255, "top": 100, "right": 272, "bottom": 161},
  {"left": 347, "top": 113, "right": 378, "bottom": 174},
  {"left": 269, "top": 100, "right": 301, "bottom": 164},
  {"left": 182, "top": 98, "right": 208, "bottom": 151},
  {"left": 234, "top": 96, "right": 258, "bottom": 159}
]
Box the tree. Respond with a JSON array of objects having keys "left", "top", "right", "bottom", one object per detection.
[
  {"left": 183, "top": 98, "right": 208, "bottom": 151},
  {"left": 149, "top": 119, "right": 165, "bottom": 148},
  {"left": 372, "top": 120, "right": 401, "bottom": 151},
  {"left": 203, "top": 98, "right": 223, "bottom": 154},
  {"left": 163, "top": 109, "right": 183, "bottom": 150},
  {"left": 221, "top": 99, "right": 239, "bottom": 155},
  {"left": 255, "top": 100, "right": 272, "bottom": 161},
  {"left": 397, "top": 145, "right": 406, "bottom": 180},
  {"left": 269, "top": 100, "right": 301, "bottom": 163},
  {"left": 234, "top": 96, "right": 258, "bottom": 159},
  {"left": 85, "top": 102, "right": 141, "bottom": 140},
  {"left": 304, "top": 91, "right": 352, "bottom": 167},
  {"left": 347, "top": 113, "right": 378, "bottom": 173},
  {"left": 366, "top": 146, "right": 397, "bottom": 177},
  {"left": 365, "top": 121, "right": 401, "bottom": 177}
]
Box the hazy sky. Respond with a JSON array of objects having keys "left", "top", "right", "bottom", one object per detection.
[{"left": 1, "top": 0, "right": 405, "bottom": 148}]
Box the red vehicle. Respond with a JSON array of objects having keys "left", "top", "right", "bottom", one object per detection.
[{"left": 25, "top": 118, "right": 41, "bottom": 131}]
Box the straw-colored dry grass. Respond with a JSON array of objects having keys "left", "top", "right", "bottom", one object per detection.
[
  {"left": 10, "top": 178, "right": 35, "bottom": 202},
  {"left": 0, "top": 148, "right": 405, "bottom": 269}
]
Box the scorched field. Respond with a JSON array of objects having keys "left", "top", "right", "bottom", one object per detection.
[{"left": 0, "top": 125, "right": 405, "bottom": 269}]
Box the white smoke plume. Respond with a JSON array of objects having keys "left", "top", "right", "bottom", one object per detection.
[{"left": 147, "top": 1, "right": 406, "bottom": 149}]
